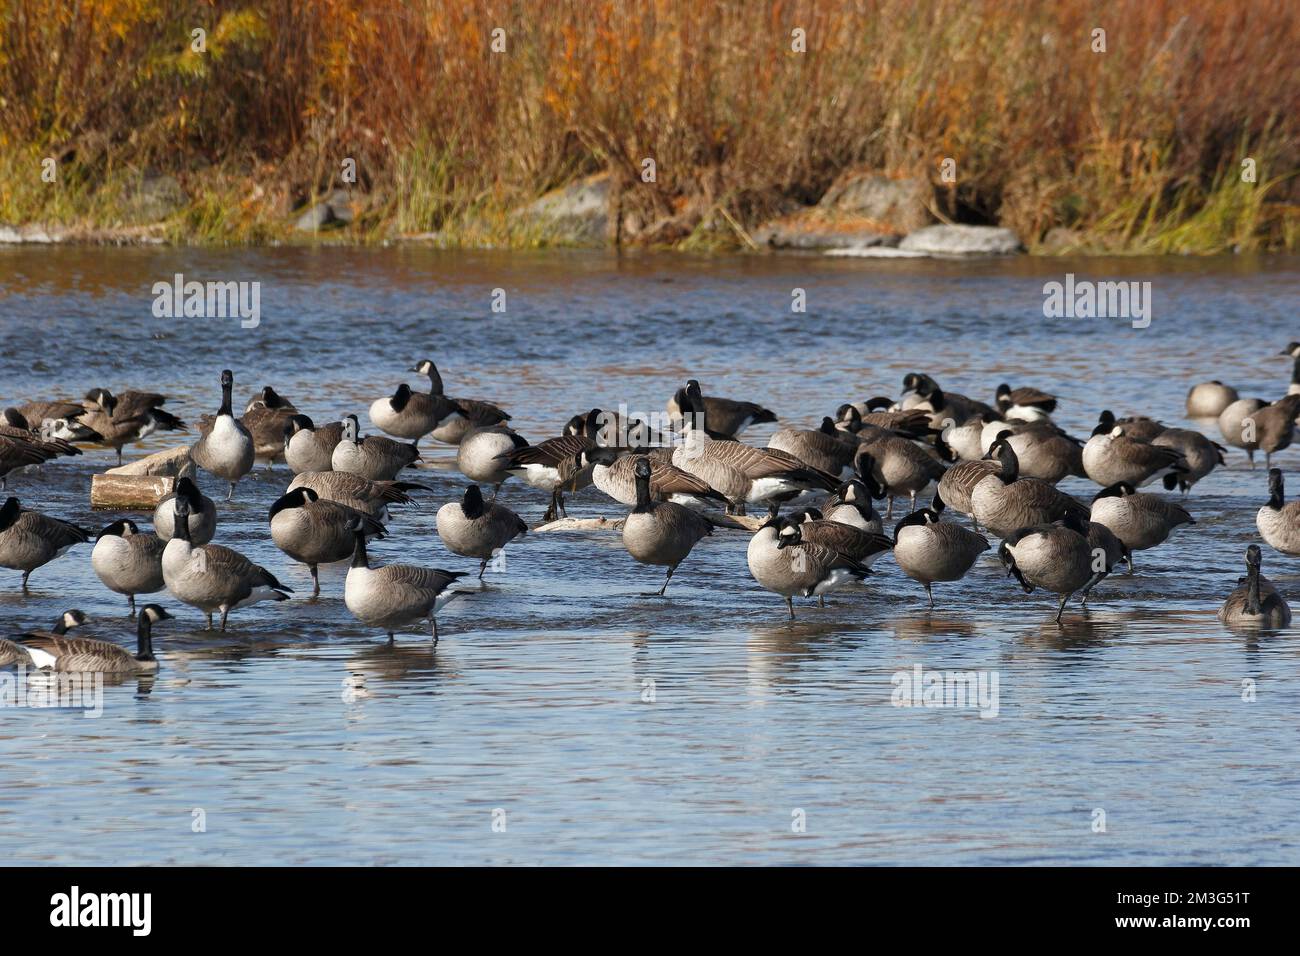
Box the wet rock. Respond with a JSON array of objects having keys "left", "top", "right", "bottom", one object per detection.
[
  {"left": 123, "top": 172, "right": 187, "bottom": 222},
  {"left": 0, "top": 223, "right": 62, "bottom": 243},
  {"left": 516, "top": 173, "right": 612, "bottom": 244},
  {"left": 294, "top": 189, "right": 355, "bottom": 231},
  {"left": 754, "top": 172, "right": 930, "bottom": 250},
  {"left": 898, "top": 224, "right": 1022, "bottom": 256}
]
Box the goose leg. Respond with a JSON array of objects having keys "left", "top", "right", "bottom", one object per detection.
[
  {"left": 116, "top": 447, "right": 123, "bottom": 466},
  {"left": 886, "top": 496, "right": 895, "bottom": 518},
  {"left": 1266, "top": 452, "right": 1273, "bottom": 471},
  {"left": 219, "top": 606, "right": 230, "bottom": 631},
  {"left": 431, "top": 616, "right": 439, "bottom": 648},
  {"left": 128, "top": 593, "right": 137, "bottom": 618},
  {"left": 557, "top": 491, "right": 567, "bottom": 518},
  {"left": 1127, "top": 552, "right": 1135, "bottom": 575},
  {"left": 20, "top": 570, "right": 30, "bottom": 593},
  {"left": 205, "top": 611, "right": 213, "bottom": 630},
  {"left": 657, "top": 565, "right": 675, "bottom": 597},
  {"left": 226, "top": 482, "right": 236, "bottom": 502},
  {"left": 1054, "top": 592, "right": 1069, "bottom": 624},
  {"left": 819, "top": 595, "right": 825, "bottom": 608},
  {"left": 310, "top": 564, "right": 320, "bottom": 598},
  {"left": 478, "top": 557, "right": 488, "bottom": 580},
  {"left": 387, "top": 632, "right": 395, "bottom": 645},
  {"left": 909, "top": 491, "right": 917, "bottom": 512},
  {"left": 1248, "top": 450, "right": 1256, "bottom": 470},
  {"left": 785, "top": 595, "right": 795, "bottom": 619},
  {"left": 925, "top": 582, "right": 934, "bottom": 609}
]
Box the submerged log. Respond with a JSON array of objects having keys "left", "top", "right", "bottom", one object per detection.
[{"left": 91, "top": 474, "right": 176, "bottom": 510}]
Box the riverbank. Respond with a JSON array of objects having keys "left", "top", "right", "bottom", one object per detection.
[{"left": 2, "top": 1, "right": 1297, "bottom": 254}]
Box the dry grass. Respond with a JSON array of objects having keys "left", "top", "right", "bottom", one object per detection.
[{"left": 1, "top": 0, "right": 1296, "bottom": 250}]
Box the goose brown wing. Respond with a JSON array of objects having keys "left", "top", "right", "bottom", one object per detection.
[{"left": 19, "top": 634, "right": 137, "bottom": 671}]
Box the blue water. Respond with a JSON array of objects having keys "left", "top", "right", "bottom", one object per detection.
[{"left": 0, "top": 246, "right": 1297, "bottom": 864}]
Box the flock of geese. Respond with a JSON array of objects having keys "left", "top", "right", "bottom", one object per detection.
[{"left": 3, "top": 350, "right": 1300, "bottom": 675}]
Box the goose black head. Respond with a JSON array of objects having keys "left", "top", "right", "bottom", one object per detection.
[
  {"left": 835, "top": 403, "right": 861, "bottom": 426},
  {"left": 56, "top": 609, "right": 87, "bottom": 634},
  {"left": 1279, "top": 342, "right": 1300, "bottom": 357},
  {"left": 757, "top": 515, "right": 783, "bottom": 532},
  {"left": 462, "top": 484, "right": 486, "bottom": 519},
  {"left": 931, "top": 490, "right": 947, "bottom": 514},
  {"left": 837, "top": 478, "right": 868, "bottom": 503},
  {"left": 409, "top": 359, "right": 435, "bottom": 376},
  {"left": 579, "top": 446, "right": 621, "bottom": 469},
  {"left": 390, "top": 383, "right": 413, "bottom": 412},
  {"left": 96, "top": 518, "right": 139, "bottom": 540},
  {"left": 140, "top": 605, "right": 173, "bottom": 625},
  {"left": 1091, "top": 410, "right": 1116, "bottom": 436},
  {"left": 788, "top": 507, "right": 822, "bottom": 524},
  {"left": 1, "top": 407, "right": 27, "bottom": 428},
  {"left": 633, "top": 456, "right": 653, "bottom": 481},
  {"left": 933, "top": 431, "right": 956, "bottom": 462},
  {"left": 995, "top": 383, "right": 1012, "bottom": 400},
  {"left": 775, "top": 519, "right": 802, "bottom": 549},
  {"left": 1060, "top": 510, "right": 1088, "bottom": 535},
  {"left": 341, "top": 414, "right": 360, "bottom": 442},
  {"left": 172, "top": 493, "right": 192, "bottom": 519},
  {"left": 0, "top": 496, "right": 21, "bottom": 533},
  {"left": 818, "top": 417, "right": 838, "bottom": 436},
  {"left": 220, "top": 369, "right": 234, "bottom": 389},
  {"left": 259, "top": 386, "right": 289, "bottom": 409},
  {"left": 1246, "top": 543, "right": 1263, "bottom": 570},
  {"left": 283, "top": 413, "right": 315, "bottom": 443},
  {"left": 583, "top": 408, "right": 604, "bottom": 441},
  {"left": 864, "top": 396, "right": 894, "bottom": 412},
  {"left": 269, "top": 487, "right": 316, "bottom": 519},
  {"left": 1092, "top": 481, "right": 1136, "bottom": 502},
  {"left": 175, "top": 476, "right": 203, "bottom": 510},
  {"left": 893, "top": 507, "right": 939, "bottom": 543},
  {"left": 85, "top": 387, "right": 116, "bottom": 412}
]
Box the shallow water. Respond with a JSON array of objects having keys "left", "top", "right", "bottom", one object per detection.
[{"left": 1, "top": 246, "right": 1298, "bottom": 865}]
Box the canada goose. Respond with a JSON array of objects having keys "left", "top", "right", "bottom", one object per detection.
[
  {"left": 1186, "top": 381, "right": 1239, "bottom": 419},
  {"left": 287, "top": 471, "right": 429, "bottom": 520},
  {"left": 1091, "top": 409, "right": 1166, "bottom": 443},
  {"left": 79, "top": 388, "right": 186, "bottom": 464},
  {"left": 152, "top": 476, "right": 217, "bottom": 545},
  {"left": 617, "top": 457, "right": 716, "bottom": 596},
  {"left": 283, "top": 415, "right": 344, "bottom": 474},
  {"left": 344, "top": 520, "right": 467, "bottom": 644},
  {"left": 821, "top": 479, "right": 884, "bottom": 533},
  {"left": 747, "top": 516, "right": 871, "bottom": 618},
  {"left": 852, "top": 436, "right": 945, "bottom": 517},
  {"left": 269, "top": 487, "right": 387, "bottom": 597},
  {"left": 1088, "top": 482, "right": 1194, "bottom": 572},
  {"left": 986, "top": 424, "right": 1085, "bottom": 484},
  {"left": 667, "top": 385, "right": 776, "bottom": 439},
  {"left": 12, "top": 400, "right": 94, "bottom": 434},
  {"left": 672, "top": 382, "right": 837, "bottom": 515},
  {"left": 969, "top": 439, "right": 1089, "bottom": 539},
  {"left": 998, "top": 512, "right": 1099, "bottom": 623},
  {"left": 457, "top": 424, "right": 528, "bottom": 494},
  {"left": 494, "top": 410, "right": 600, "bottom": 520},
  {"left": 839, "top": 399, "right": 935, "bottom": 438},
  {"left": 938, "top": 412, "right": 995, "bottom": 461},
  {"left": 6, "top": 606, "right": 173, "bottom": 673},
  {"left": 241, "top": 387, "right": 299, "bottom": 466},
  {"left": 1256, "top": 468, "right": 1300, "bottom": 557},
  {"left": 162, "top": 496, "right": 292, "bottom": 630},
  {"left": 408, "top": 359, "right": 512, "bottom": 445},
  {"left": 436, "top": 485, "right": 528, "bottom": 579},
  {"left": 368, "top": 383, "right": 464, "bottom": 444},
  {"left": 907, "top": 379, "right": 996, "bottom": 426},
  {"left": 768, "top": 417, "right": 859, "bottom": 476},
  {"left": 892, "top": 494, "right": 989, "bottom": 607},
  {"left": 0, "top": 496, "right": 90, "bottom": 591},
  {"left": 1152, "top": 428, "right": 1225, "bottom": 492},
  {"left": 994, "top": 383, "right": 1057, "bottom": 421},
  {"left": 1082, "top": 420, "right": 1186, "bottom": 487},
  {"left": 331, "top": 414, "right": 421, "bottom": 481},
  {"left": 580, "top": 447, "right": 728, "bottom": 509},
  {"left": 1241, "top": 395, "right": 1300, "bottom": 469},
  {"left": 1219, "top": 545, "right": 1292, "bottom": 627},
  {"left": 0, "top": 435, "right": 50, "bottom": 489},
  {"left": 776, "top": 513, "right": 890, "bottom": 606},
  {"left": 0, "top": 609, "right": 86, "bottom": 667},
  {"left": 0, "top": 409, "right": 84, "bottom": 459},
  {"left": 1217, "top": 397, "right": 1268, "bottom": 464},
  {"left": 91, "top": 519, "right": 165, "bottom": 616},
  {"left": 936, "top": 458, "right": 999, "bottom": 525},
  {"left": 191, "top": 369, "right": 254, "bottom": 500}
]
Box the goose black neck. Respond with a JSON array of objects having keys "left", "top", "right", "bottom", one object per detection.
[
  {"left": 52, "top": 619, "right": 70, "bottom": 636},
  {"left": 352, "top": 531, "right": 369, "bottom": 569},
  {"left": 1246, "top": 563, "right": 1262, "bottom": 615},
  {"left": 426, "top": 363, "right": 444, "bottom": 396},
  {"left": 1292, "top": 357, "right": 1300, "bottom": 386},
  {"left": 633, "top": 469, "right": 653, "bottom": 512},
  {"left": 1268, "top": 473, "right": 1285, "bottom": 510},
  {"left": 219, "top": 381, "right": 233, "bottom": 417},
  {"left": 136, "top": 615, "right": 156, "bottom": 662},
  {"left": 998, "top": 445, "right": 1020, "bottom": 483},
  {"left": 172, "top": 509, "right": 191, "bottom": 543}
]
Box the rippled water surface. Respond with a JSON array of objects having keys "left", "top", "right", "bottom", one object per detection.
[{"left": 1, "top": 246, "right": 1298, "bottom": 865}]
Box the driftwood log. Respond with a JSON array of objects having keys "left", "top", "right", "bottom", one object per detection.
[
  {"left": 90, "top": 474, "right": 176, "bottom": 510},
  {"left": 105, "top": 445, "right": 195, "bottom": 478}
]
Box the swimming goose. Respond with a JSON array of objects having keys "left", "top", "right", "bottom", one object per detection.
[
  {"left": 768, "top": 417, "right": 859, "bottom": 477},
  {"left": 618, "top": 457, "right": 716, "bottom": 596},
  {"left": 91, "top": 519, "right": 165, "bottom": 616},
  {"left": 998, "top": 511, "right": 1098, "bottom": 623},
  {"left": 287, "top": 471, "right": 430, "bottom": 520},
  {"left": 269, "top": 487, "right": 387, "bottom": 597},
  {"left": 7, "top": 606, "right": 173, "bottom": 673},
  {"left": 162, "top": 496, "right": 292, "bottom": 630},
  {"left": 994, "top": 383, "right": 1057, "bottom": 421},
  {"left": 1088, "top": 482, "right": 1194, "bottom": 572},
  {"left": 1185, "top": 381, "right": 1239, "bottom": 419},
  {"left": 969, "top": 439, "right": 1089, "bottom": 539},
  {"left": 79, "top": 388, "right": 186, "bottom": 464},
  {"left": 436, "top": 485, "right": 528, "bottom": 579},
  {"left": 821, "top": 479, "right": 884, "bottom": 533},
  {"left": 191, "top": 369, "right": 255, "bottom": 500},
  {"left": 0, "top": 610, "right": 86, "bottom": 667},
  {"left": 852, "top": 436, "right": 945, "bottom": 517},
  {"left": 368, "top": 382, "right": 464, "bottom": 444},
  {"left": 580, "top": 447, "right": 728, "bottom": 509},
  {"left": 747, "top": 516, "right": 871, "bottom": 618},
  {"left": 1152, "top": 428, "right": 1225, "bottom": 492},
  {"left": 283, "top": 415, "right": 344, "bottom": 474},
  {"left": 1219, "top": 545, "right": 1291, "bottom": 627},
  {"left": 892, "top": 494, "right": 990, "bottom": 607},
  {"left": 344, "top": 521, "right": 467, "bottom": 644},
  {"left": 456, "top": 424, "right": 529, "bottom": 494},
  {"left": 0, "top": 496, "right": 90, "bottom": 591},
  {"left": 1256, "top": 468, "right": 1300, "bottom": 557},
  {"left": 331, "top": 414, "right": 421, "bottom": 481},
  {"left": 667, "top": 385, "right": 776, "bottom": 439},
  {"left": 152, "top": 476, "right": 217, "bottom": 544},
  {"left": 408, "top": 359, "right": 512, "bottom": 445},
  {"left": 1241, "top": 395, "right": 1300, "bottom": 469},
  {"left": 494, "top": 410, "right": 601, "bottom": 520},
  {"left": 1082, "top": 420, "right": 1186, "bottom": 487},
  {"left": 1217, "top": 397, "right": 1268, "bottom": 464},
  {"left": 241, "top": 387, "right": 299, "bottom": 466},
  {"left": 672, "top": 382, "right": 837, "bottom": 515}
]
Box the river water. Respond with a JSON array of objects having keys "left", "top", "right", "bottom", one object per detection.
[{"left": 0, "top": 246, "right": 1297, "bottom": 864}]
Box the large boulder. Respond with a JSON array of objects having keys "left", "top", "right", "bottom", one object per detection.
[
  {"left": 754, "top": 172, "right": 931, "bottom": 250},
  {"left": 294, "top": 189, "right": 356, "bottom": 231},
  {"left": 516, "top": 173, "right": 613, "bottom": 244},
  {"left": 122, "top": 172, "right": 187, "bottom": 222},
  {"left": 898, "top": 224, "right": 1022, "bottom": 256}
]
